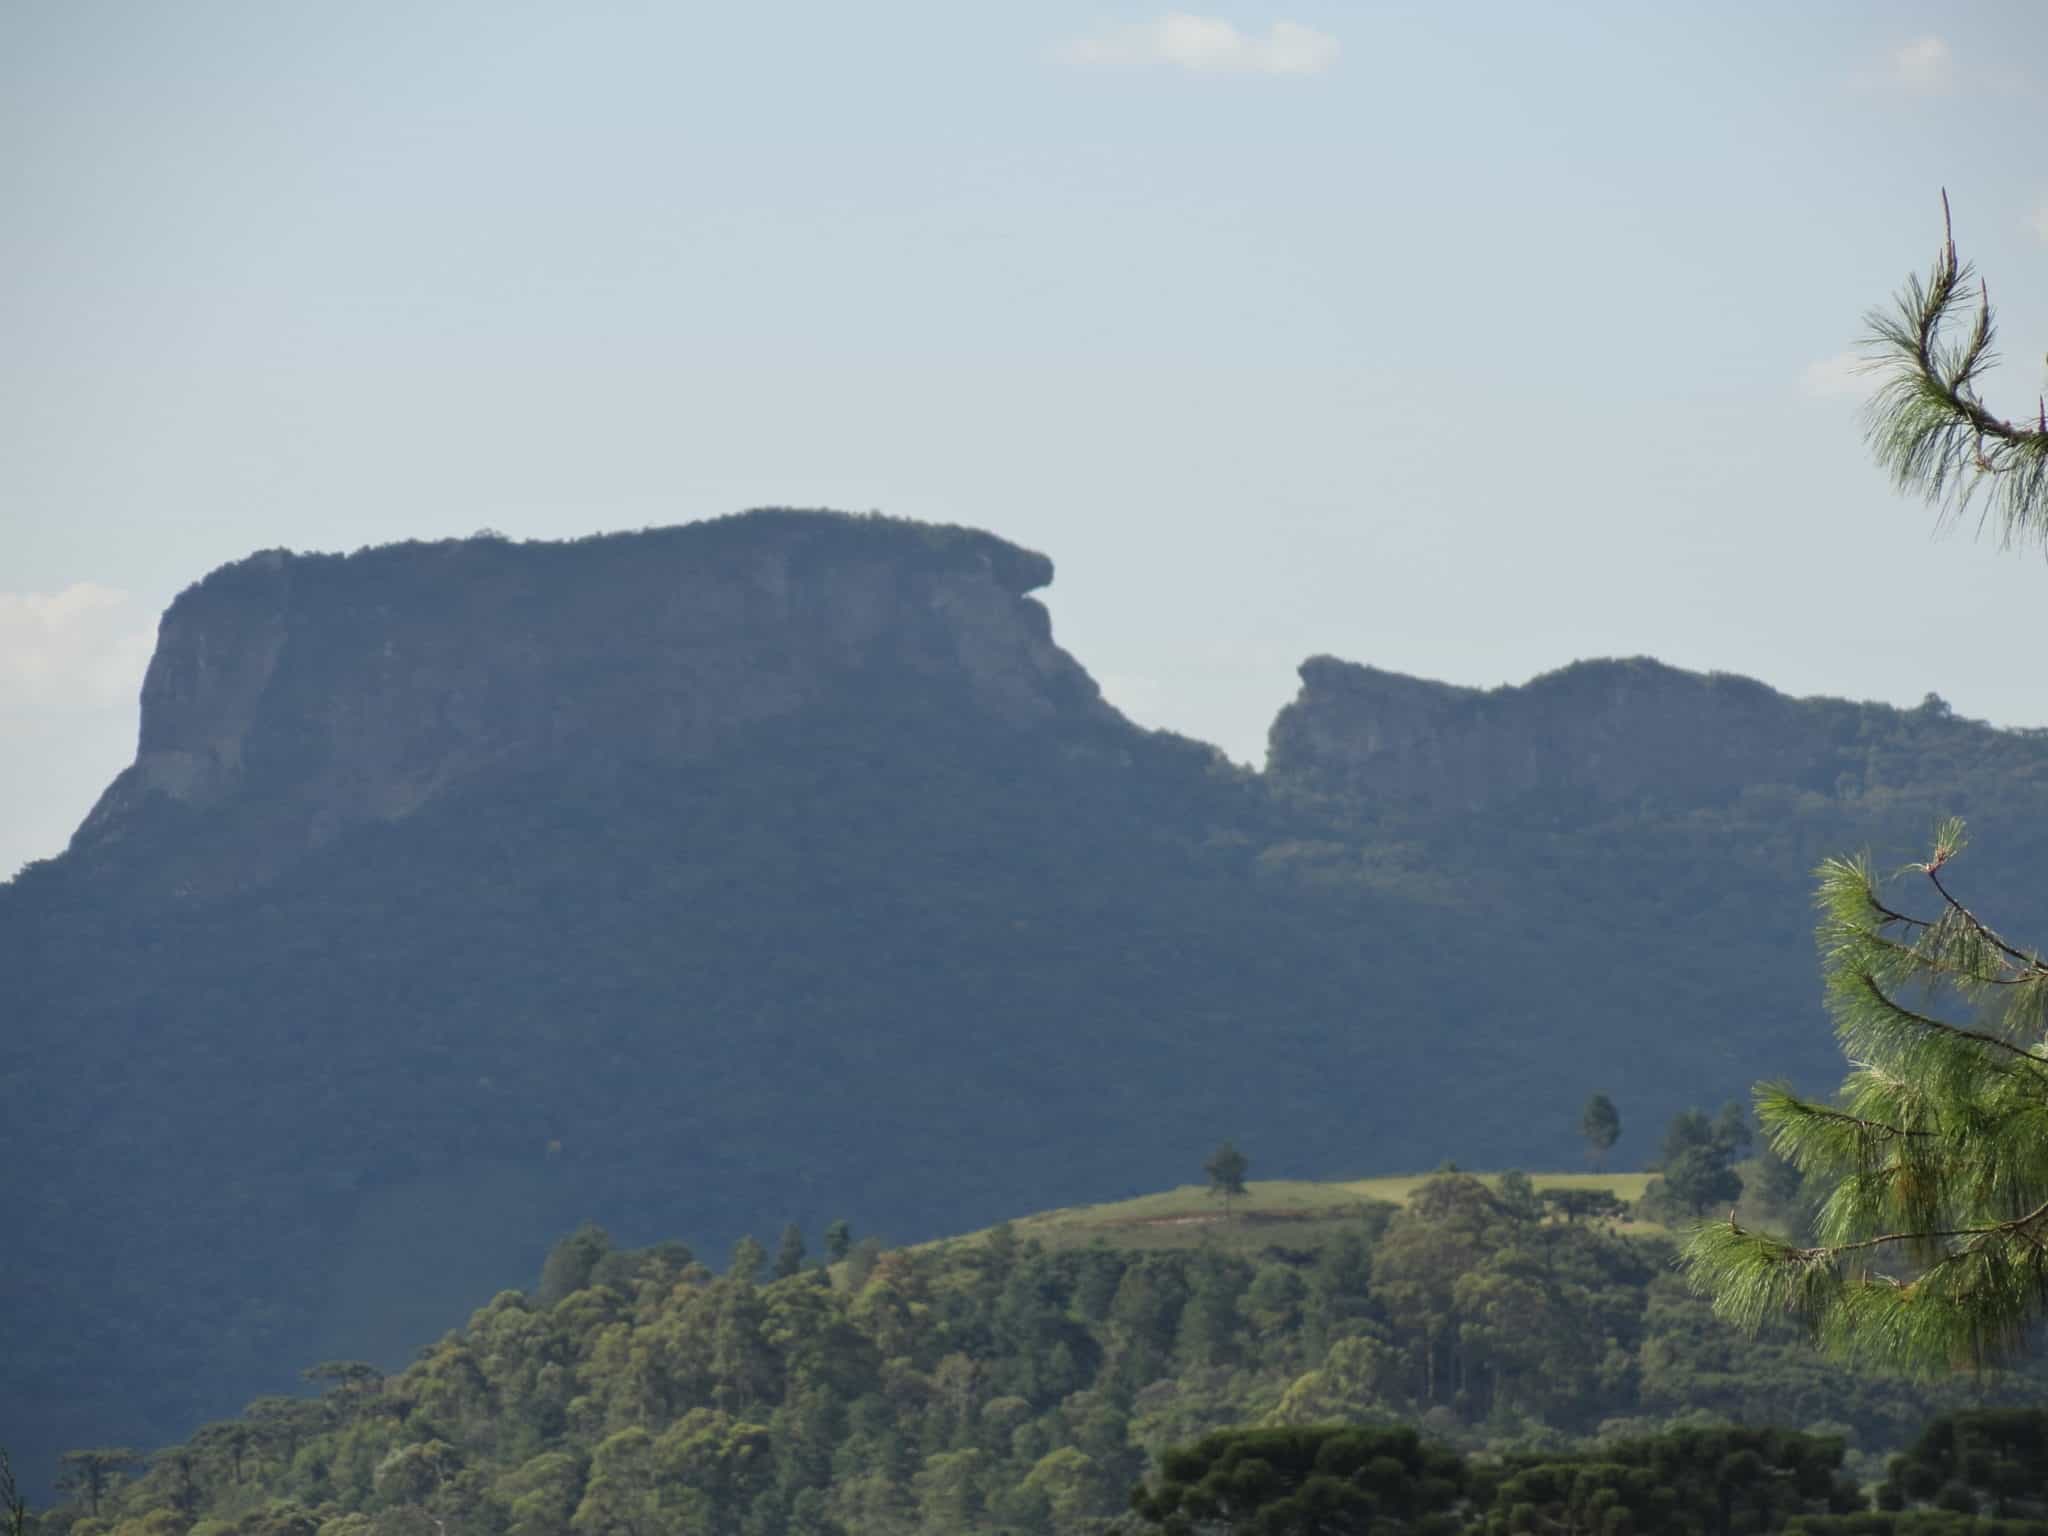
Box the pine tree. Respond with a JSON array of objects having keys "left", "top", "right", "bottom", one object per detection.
[{"left": 1684, "top": 203, "right": 2048, "bottom": 1371}]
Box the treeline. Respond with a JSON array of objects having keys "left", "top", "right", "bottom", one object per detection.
[
  {"left": 1133, "top": 1413, "right": 2048, "bottom": 1534},
  {"left": 22, "top": 1172, "right": 2048, "bottom": 1536}
]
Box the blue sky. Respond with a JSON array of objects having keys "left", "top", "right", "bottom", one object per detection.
[{"left": 4, "top": 2, "right": 2047, "bottom": 875}]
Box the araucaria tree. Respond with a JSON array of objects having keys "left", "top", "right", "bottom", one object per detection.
[
  {"left": 1204, "top": 1140, "right": 1250, "bottom": 1219},
  {"left": 1684, "top": 202, "right": 2048, "bottom": 1370}
]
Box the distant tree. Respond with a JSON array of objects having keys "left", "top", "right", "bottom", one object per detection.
[
  {"left": 1479, "top": 1425, "right": 1861, "bottom": 1533},
  {"left": 1648, "top": 1107, "right": 1746, "bottom": 1219},
  {"left": 773, "top": 1223, "right": 807, "bottom": 1280},
  {"left": 1539, "top": 1187, "right": 1627, "bottom": 1225},
  {"left": 149, "top": 1445, "right": 201, "bottom": 1516},
  {"left": 842, "top": 1235, "right": 885, "bottom": 1290},
  {"left": 1202, "top": 1140, "right": 1250, "bottom": 1218},
  {"left": 1495, "top": 1169, "right": 1544, "bottom": 1225},
  {"left": 1128, "top": 1424, "right": 1470, "bottom": 1534},
  {"left": 1660, "top": 1108, "right": 1718, "bottom": 1166},
  {"left": 537, "top": 1223, "right": 612, "bottom": 1306},
  {"left": 58, "top": 1449, "right": 140, "bottom": 1517},
  {"left": 1872, "top": 1408, "right": 2048, "bottom": 1516},
  {"left": 1715, "top": 1098, "right": 1754, "bottom": 1159},
  {"left": 1, "top": 1447, "right": 28, "bottom": 1536},
  {"left": 301, "top": 1360, "right": 383, "bottom": 1398},
  {"left": 729, "top": 1235, "right": 767, "bottom": 1286},
  {"left": 1580, "top": 1093, "right": 1621, "bottom": 1169},
  {"left": 194, "top": 1421, "right": 254, "bottom": 1486},
  {"left": 1660, "top": 1146, "right": 1745, "bottom": 1219},
  {"left": 823, "top": 1219, "right": 854, "bottom": 1264},
  {"left": 244, "top": 1397, "right": 323, "bottom": 1468}
]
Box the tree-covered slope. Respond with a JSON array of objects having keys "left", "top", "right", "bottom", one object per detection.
[
  {"left": 27, "top": 1174, "right": 2048, "bottom": 1536},
  {"left": 8, "top": 510, "right": 2048, "bottom": 1485}
]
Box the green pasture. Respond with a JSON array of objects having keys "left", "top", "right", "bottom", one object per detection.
[{"left": 925, "top": 1171, "right": 1661, "bottom": 1256}]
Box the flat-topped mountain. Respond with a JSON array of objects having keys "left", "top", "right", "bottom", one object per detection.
[
  {"left": 8, "top": 509, "right": 2048, "bottom": 1487},
  {"left": 72, "top": 513, "right": 1115, "bottom": 891},
  {"left": 1269, "top": 653, "right": 2044, "bottom": 812}
]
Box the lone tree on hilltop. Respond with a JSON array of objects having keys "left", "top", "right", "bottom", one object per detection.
[
  {"left": 1684, "top": 200, "right": 2048, "bottom": 1371},
  {"left": 1580, "top": 1093, "right": 1621, "bottom": 1169},
  {"left": 1204, "top": 1139, "right": 1250, "bottom": 1219}
]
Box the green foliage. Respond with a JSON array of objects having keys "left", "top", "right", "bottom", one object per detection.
[
  {"left": 1873, "top": 1410, "right": 2048, "bottom": 1520},
  {"left": 823, "top": 1222, "right": 854, "bottom": 1265},
  {"left": 57, "top": 1182, "right": 2048, "bottom": 1536},
  {"left": 1861, "top": 195, "right": 2048, "bottom": 546},
  {"left": 1684, "top": 827, "right": 2048, "bottom": 1372},
  {"left": 1, "top": 1449, "right": 29, "bottom": 1536},
  {"left": 1481, "top": 1425, "right": 1862, "bottom": 1535},
  {"left": 1581, "top": 1094, "right": 1622, "bottom": 1168},
  {"left": 774, "top": 1224, "right": 808, "bottom": 1281},
  {"left": 1128, "top": 1424, "right": 1471, "bottom": 1534},
  {"left": 1202, "top": 1143, "right": 1250, "bottom": 1217},
  {"left": 1643, "top": 1106, "right": 1749, "bottom": 1220},
  {"left": 56, "top": 1450, "right": 141, "bottom": 1519}
]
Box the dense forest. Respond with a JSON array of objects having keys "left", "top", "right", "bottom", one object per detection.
[
  {"left": 11, "top": 513, "right": 2048, "bottom": 1486},
  {"left": 17, "top": 1171, "right": 2048, "bottom": 1535}
]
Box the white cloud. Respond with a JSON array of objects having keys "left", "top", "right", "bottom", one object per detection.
[
  {"left": 0, "top": 583, "right": 155, "bottom": 875},
  {"left": 1888, "top": 35, "right": 1952, "bottom": 93},
  {"left": 1065, "top": 14, "right": 1340, "bottom": 76},
  {"left": 0, "top": 583, "right": 154, "bottom": 702},
  {"left": 1800, "top": 351, "right": 1881, "bottom": 402}
]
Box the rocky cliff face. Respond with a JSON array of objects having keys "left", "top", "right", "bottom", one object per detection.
[
  {"left": 1265, "top": 654, "right": 2029, "bottom": 812},
  {"left": 74, "top": 510, "right": 1113, "bottom": 863}
]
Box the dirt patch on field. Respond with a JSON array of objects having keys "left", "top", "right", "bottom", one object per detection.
[{"left": 1120, "top": 1209, "right": 1343, "bottom": 1230}]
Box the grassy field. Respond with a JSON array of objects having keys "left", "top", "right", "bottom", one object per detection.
[{"left": 922, "top": 1171, "right": 1661, "bottom": 1256}]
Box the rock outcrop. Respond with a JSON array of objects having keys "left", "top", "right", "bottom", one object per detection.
[
  {"left": 74, "top": 510, "right": 1112, "bottom": 865},
  {"left": 1266, "top": 654, "right": 2033, "bottom": 813}
]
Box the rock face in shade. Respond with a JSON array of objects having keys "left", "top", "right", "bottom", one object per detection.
[
  {"left": 1266, "top": 653, "right": 2038, "bottom": 812},
  {"left": 10, "top": 507, "right": 2048, "bottom": 1496},
  {"left": 74, "top": 512, "right": 1110, "bottom": 883}
]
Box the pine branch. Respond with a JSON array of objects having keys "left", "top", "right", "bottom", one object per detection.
[
  {"left": 1862, "top": 193, "right": 2048, "bottom": 545},
  {"left": 1844, "top": 973, "right": 2048, "bottom": 1076},
  {"left": 1923, "top": 861, "right": 2048, "bottom": 978}
]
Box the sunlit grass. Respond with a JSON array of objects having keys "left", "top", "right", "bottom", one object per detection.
[{"left": 922, "top": 1171, "right": 1661, "bottom": 1255}]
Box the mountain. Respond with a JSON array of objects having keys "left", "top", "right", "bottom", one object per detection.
[{"left": 7, "top": 509, "right": 2048, "bottom": 1487}]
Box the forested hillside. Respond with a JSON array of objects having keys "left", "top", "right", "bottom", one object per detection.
[
  {"left": 25, "top": 1174, "right": 2048, "bottom": 1536},
  {"left": 10, "top": 510, "right": 2048, "bottom": 1484}
]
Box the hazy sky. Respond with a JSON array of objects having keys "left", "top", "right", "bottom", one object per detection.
[{"left": 5, "top": 2, "right": 2047, "bottom": 877}]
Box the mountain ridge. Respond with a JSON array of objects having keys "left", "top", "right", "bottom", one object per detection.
[{"left": 9, "top": 508, "right": 2048, "bottom": 1492}]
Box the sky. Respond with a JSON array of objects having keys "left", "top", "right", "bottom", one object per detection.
[{"left": 4, "top": 1, "right": 2047, "bottom": 877}]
